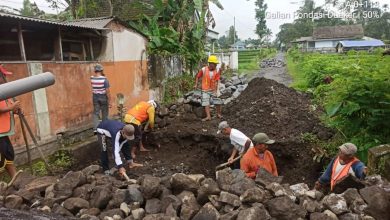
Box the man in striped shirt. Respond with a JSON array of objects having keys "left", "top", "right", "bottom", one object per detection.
[{"left": 91, "top": 64, "right": 111, "bottom": 130}]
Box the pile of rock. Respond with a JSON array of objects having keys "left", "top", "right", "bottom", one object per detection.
[
  {"left": 1, "top": 165, "right": 389, "bottom": 220},
  {"left": 260, "top": 58, "right": 285, "bottom": 68},
  {"left": 183, "top": 74, "right": 249, "bottom": 107}
]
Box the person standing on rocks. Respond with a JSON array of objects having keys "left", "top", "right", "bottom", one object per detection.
[
  {"left": 314, "top": 143, "right": 366, "bottom": 191},
  {"left": 194, "top": 55, "right": 223, "bottom": 121},
  {"left": 217, "top": 121, "right": 253, "bottom": 168},
  {"left": 0, "top": 71, "right": 21, "bottom": 178},
  {"left": 124, "top": 100, "right": 159, "bottom": 159},
  {"left": 240, "top": 133, "right": 278, "bottom": 179},
  {"left": 91, "top": 64, "right": 111, "bottom": 131},
  {"left": 96, "top": 120, "right": 143, "bottom": 176}
]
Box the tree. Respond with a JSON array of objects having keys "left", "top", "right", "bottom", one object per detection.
[
  {"left": 20, "top": 0, "right": 45, "bottom": 18},
  {"left": 218, "top": 35, "right": 229, "bottom": 49},
  {"left": 226, "top": 25, "right": 238, "bottom": 46},
  {"left": 254, "top": 0, "right": 271, "bottom": 43}
]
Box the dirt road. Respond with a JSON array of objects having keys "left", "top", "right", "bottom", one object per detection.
[{"left": 254, "top": 52, "right": 292, "bottom": 86}]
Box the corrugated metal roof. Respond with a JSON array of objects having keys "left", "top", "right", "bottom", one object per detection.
[
  {"left": 313, "top": 24, "right": 364, "bottom": 40},
  {"left": 62, "top": 17, "right": 114, "bottom": 29},
  {"left": 338, "top": 40, "right": 385, "bottom": 47},
  {"left": 0, "top": 12, "right": 106, "bottom": 30}
]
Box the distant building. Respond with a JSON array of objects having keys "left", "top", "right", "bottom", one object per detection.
[
  {"left": 230, "top": 41, "right": 246, "bottom": 51},
  {"left": 336, "top": 40, "right": 385, "bottom": 53},
  {"left": 292, "top": 24, "right": 367, "bottom": 53}
]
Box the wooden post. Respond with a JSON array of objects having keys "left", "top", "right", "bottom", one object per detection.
[
  {"left": 89, "top": 38, "right": 94, "bottom": 60},
  {"left": 18, "top": 22, "right": 26, "bottom": 61},
  {"left": 58, "top": 27, "right": 63, "bottom": 61}
]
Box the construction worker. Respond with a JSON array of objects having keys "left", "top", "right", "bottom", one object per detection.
[
  {"left": 96, "top": 120, "right": 142, "bottom": 176},
  {"left": 91, "top": 64, "right": 111, "bottom": 131},
  {"left": 124, "top": 100, "right": 159, "bottom": 159},
  {"left": 194, "top": 55, "right": 223, "bottom": 121},
  {"left": 240, "top": 133, "right": 278, "bottom": 179},
  {"left": 315, "top": 143, "right": 366, "bottom": 191},
  {"left": 217, "top": 121, "right": 253, "bottom": 168},
  {"left": 0, "top": 69, "right": 20, "bottom": 178}
]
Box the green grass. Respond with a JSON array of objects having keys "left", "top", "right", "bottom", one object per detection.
[{"left": 286, "top": 55, "right": 307, "bottom": 91}]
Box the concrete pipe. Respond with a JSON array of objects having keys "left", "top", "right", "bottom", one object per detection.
[{"left": 0, "top": 72, "right": 55, "bottom": 101}]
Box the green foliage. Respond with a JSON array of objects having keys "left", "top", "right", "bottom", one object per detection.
[
  {"left": 163, "top": 73, "right": 194, "bottom": 104},
  {"left": 254, "top": 0, "right": 271, "bottom": 43},
  {"left": 49, "top": 149, "right": 74, "bottom": 171},
  {"left": 288, "top": 50, "right": 390, "bottom": 157}
]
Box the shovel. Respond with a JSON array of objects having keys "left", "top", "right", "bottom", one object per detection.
[{"left": 215, "top": 155, "right": 242, "bottom": 171}]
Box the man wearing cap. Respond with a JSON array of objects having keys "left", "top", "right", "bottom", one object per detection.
[
  {"left": 241, "top": 133, "right": 278, "bottom": 179},
  {"left": 315, "top": 143, "right": 366, "bottom": 191},
  {"left": 194, "top": 55, "right": 223, "bottom": 121},
  {"left": 0, "top": 68, "right": 21, "bottom": 178},
  {"left": 124, "top": 100, "right": 159, "bottom": 159},
  {"left": 217, "top": 121, "right": 253, "bottom": 167},
  {"left": 96, "top": 119, "right": 142, "bottom": 176},
  {"left": 91, "top": 64, "right": 111, "bottom": 130}
]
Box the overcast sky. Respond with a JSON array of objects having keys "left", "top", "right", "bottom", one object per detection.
[{"left": 1, "top": 0, "right": 389, "bottom": 40}]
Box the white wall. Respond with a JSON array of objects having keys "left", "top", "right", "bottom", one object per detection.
[
  {"left": 112, "top": 29, "right": 147, "bottom": 62},
  {"left": 315, "top": 41, "right": 335, "bottom": 48}
]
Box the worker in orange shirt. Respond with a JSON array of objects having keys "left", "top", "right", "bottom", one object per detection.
[
  {"left": 194, "top": 55, "right": 223, "bottom": 121},
  {"left": 0, "top": 72, "right": 21, "bottom": 178},
  {"left": 240, "top": 133, "right": 278, "bottom": 179},
  {"left": 124, "top": 100, "right": 159, "bottom": 159}
]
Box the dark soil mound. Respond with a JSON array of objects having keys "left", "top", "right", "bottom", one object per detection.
[
  {"left": 223, "top": 77, "right": 334, "bottom": 184},
  {"left": 224, "top": 77, "right": 332, "bottom": 141}
]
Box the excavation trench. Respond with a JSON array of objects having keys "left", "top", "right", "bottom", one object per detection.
[{"left": 69, "top": 128, "right": 322, "bottom": 186}]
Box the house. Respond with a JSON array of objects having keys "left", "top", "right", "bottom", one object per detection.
[
  {"left": 230, "top": 41, "right": 246, "bottom": 51},
  {"left": 0, "top": 12, "right": 151, "bottom": 164},
  {"left": 336, "top": 40, "right": 385, "bottom": 53},
  {"left": 206, "top": 29, "right": 219, "bottom": 53},
  {"left": 292, "top": 24, "right": 365, "bottom": 52}
]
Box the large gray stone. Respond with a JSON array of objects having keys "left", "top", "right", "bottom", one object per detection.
[
  {"left": 128, "top": 185, "right": 144, "bottom": 204},
  {"left": 342, "top": 188, "right": 367, "bottom": 214},
  {"left": 171, "top": 173, "right": 199, "bottom": 194},
  {"left": 63, "top": 197, "right": 90, "bottom": 215},
  {"left": 72, "top": 184, "right": 93, "bottom": 201},
  {"left": 161, "top": 195, "right": 182, "bottom": 213},
  {"left": 359, "top": 186, "right": 390, "bottom": 220},
  {"left": 81, "top": 165, "right": 101, "bottom": 176},
  {"left": 53, "top": 171, "right": 86, "bottom": 199},
  {"left": 322, "top": 193, "right": 349, "bottom": 215},
  {"left": 255, "top": 168, "right": 283, "bottom": 186},
  {"left": 220, "top": 210, "right": 239, "bottom": 220},
  {"left": 79, "top": 207, "right": 101, "bottom": 216},
  {"left": 192, "top": 203, "right": 220, "bottom": 220},
  {"left": 145, "top": 198, "right": 162, "bottom": 214},
  {"left": 107, "top": 189, "right": 133, "bottom": 209},
  {"left": 216, "top": 168, "right": 234, "bottom": 192},
  {"left": 5, "top": 195, "right": 23, "bottom": 209},
  {"left": 131, "top": 208, "right": 145, "bottom": 220},
  {"left": 266, "top": 196, "right": 307, "bottom": 220},
  {"left": 230, "top": 176, "right": 256, "bottom": 196},
  {"left": 289, "top": 183, "right": 309, "bottom": 197},
  {"left": 89, "top": 186, "right": 112, "bottom": 209},
  {"left": 237, "top": 206, "right": 271, "bottom": 220},
  {"left": 139, "top": 175, "right": 161, "bottom": 200},
  {"left": 339, "top": 213, "right": 362, "bottom": 220},
  {"left": 177, "top": 191, "right": 200, "bottom": 220},
  {"left": 300, "top": 197, "right": 323, "bottom": 213},
  {"left": 208, "top": 195, "right": 222, "bottom": 210},
  {"left": 52, "top": 203, "right": 74, "bottom": 217},
  {"left": 197, "top": 178, "right": 221, "bottom": 204},
  {"left": 266, "top": 183, "right": 296, "bottom": 201},
  {"left": 218, "top": 191, "right": 241, "bottom": 207},
  {"left": 16, "top": 176, "right": 57, "bottom": 201},
  {"left": 310, "top": 212, "right": 335, "bottom": 220},
  {"left": 240, "top": 187, "right": 266, "bottom": 204}
]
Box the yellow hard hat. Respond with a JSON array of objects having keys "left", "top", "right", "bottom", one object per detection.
[{"left": 208, "top": 55, "right": 219, "bottom": 64}]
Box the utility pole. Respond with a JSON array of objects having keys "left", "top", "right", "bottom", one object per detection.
[{"left": 233, "top": 16, "right": 236, "bottom": 51}]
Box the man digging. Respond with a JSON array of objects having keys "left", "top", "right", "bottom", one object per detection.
[
  {"left": 217, "top": 121, "right": 253, "bottom": 169},
  {"left": 96, "top": 120, "right": 142, "bottom": 177}
]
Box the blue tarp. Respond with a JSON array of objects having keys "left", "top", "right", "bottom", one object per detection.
[{"left": 338, "top": 40, "right": 385, "bottom": 47}]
